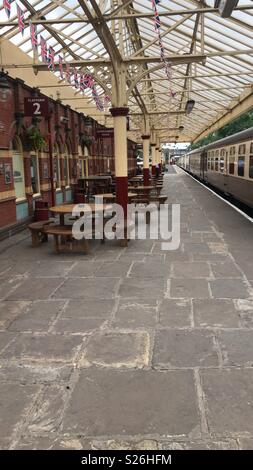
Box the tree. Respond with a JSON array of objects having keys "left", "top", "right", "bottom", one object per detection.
[{"left": 188, "top": 110, "right": 253, "bottom": 151}]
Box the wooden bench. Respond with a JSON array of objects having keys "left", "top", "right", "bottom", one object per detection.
[
  {"left": 44, "top": 224, "right": 91, "bottom": 254},
  {"left": 28, "top": 220, "right": 54, "bottom": 247}
]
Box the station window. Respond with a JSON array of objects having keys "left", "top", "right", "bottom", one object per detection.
[
  {"left": 238, "top": 144, "right": 246, "bottom": 155},
  {"left": 215, "top": 150, "right": 219, "bottom": 157},
  {"left": 250, "top": 143, "right": 253, "bottom": 154},
  {"left": 230, "top": 146, "right": 235, "bottom": 156},
  {"left": 211, "top": 158, "right": 214, "bottom": 171},
  {"left": 30, "top": 154, "right": 40, "bottom": 194},
  {"left": 215, "top": 157, "right": 219, "bottom": 171},
  {"left": 12, "top": 136, "right": 25, "bottom": 200},
  {"left": 238, "top": 156, "right": 245, "bottom": 177},
  {"left": 229, "top": 156, "right": 235, "bottom": 175},
  {"left": 207, "top": 159, "right": 211, "bottom": 170},
  {"left": 249, "top": 156, "right": 253, "bottom": 179},
  {"left": 220, "top": 149, "right": 225, "bottom": 157}
]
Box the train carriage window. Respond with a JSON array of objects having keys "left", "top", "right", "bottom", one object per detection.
[
  {"left": 220, "top": 157, "right": 224, "bottom": 173},
  {"left": 215, "top": 157, "right": 219, "bottom": 171},
  {"left": 238, "top": 144, "right": 246, "bottom": 155},
  {"left": 229, "top": 156, "right": 235, "bottom": 175},
  {"left": 249, "top": 156, "right": 253, "bottom": 179},
  {"left": 238, "top": 156, "right": 245, "bottom": 177},
  {"left": 230, "top": 146, "right": 235, "bottom": 156}
]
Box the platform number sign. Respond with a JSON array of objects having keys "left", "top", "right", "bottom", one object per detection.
[{"left": 24, "top": 97, "right": 49, "bottom": 117}]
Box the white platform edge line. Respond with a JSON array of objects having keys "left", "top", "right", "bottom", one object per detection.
[{"left": 178, "top": 166, "right": 253, "bottom": 224}]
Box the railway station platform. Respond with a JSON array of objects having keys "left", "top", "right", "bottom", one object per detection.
[{"left": 0, "top": 167, "right": 253, "bottom": 450}]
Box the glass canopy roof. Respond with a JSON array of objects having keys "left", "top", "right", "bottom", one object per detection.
[{"left": 0, "top": 0, "right": 253, "bottom": 143}]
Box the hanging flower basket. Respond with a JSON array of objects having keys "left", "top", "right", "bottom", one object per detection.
[
  {"left": 80, "top": 133, "right": 92, "bottom": 147},
  {"left": 25, "top": 126, "right": 46, "bottom": 151}
]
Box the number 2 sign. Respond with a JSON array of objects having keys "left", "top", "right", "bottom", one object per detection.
[{"left": 24, "top": 97, "right": 49, "bottom": 117}]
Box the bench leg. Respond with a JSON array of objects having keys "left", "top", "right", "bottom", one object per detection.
[
  {"left": 54, "top": 234, "right": 60, "bottom": 253},
  {"left": 31, "top": 231, "right": 40, "bottom": 247}
]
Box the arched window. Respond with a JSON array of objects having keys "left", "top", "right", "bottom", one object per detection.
[
  {"left": 78, "top": 144, "right": 89, "bottom": 177},
  {"left": 53, "top": 144, "right": 61, "bottom": 189},
  {"left": 11, "top": 136, "right": 25, "bottom": 199}
]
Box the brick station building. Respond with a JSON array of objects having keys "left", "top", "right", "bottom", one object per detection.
[{"left": 0, "top": 76, "right": 137, "bottom": 234}]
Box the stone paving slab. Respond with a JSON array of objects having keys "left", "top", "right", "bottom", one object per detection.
[
  {"left": 1, "top": 333, "right": 84, "bottom": 363},
  {"left": 0, "top": 382, "right": 39, "bottom": 439},
  {"left": 53, "top": 277, "right": 120, "bottom": 299},
  {"left": 62, "top": 369, "right": 200, "bottom": 436},
  {"left": 80, "top": 331, "right": 150, "bottom": 368},
  {"left": 9, "top": 300, "right": 65, "bottom": 332},
  {"left": 158, "top": 299, "right": 192, "bottom": 328},
  {"left": 193, "top": 299, "right": 240, "bottom": 328},
  {"left": 201, "top": 369, "right": 253, "bottom": 434},
  {"left": 153, "top": 329, "right": 218, "bottom": 368},
  {"left": 113, "top": 301, "right": 157, "bottom": 329},
  {"left": 6, "top": 278, "right": 63, "bottom": 301}
]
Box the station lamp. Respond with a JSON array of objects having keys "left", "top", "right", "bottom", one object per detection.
[
  {"left": 185, "top": 99, "right": 195, "bottom": 115},
  {"left": 0, "top": 68, "right": 11, "bottom": 103},
  {"left": 214, "top": 0, "right": 239, "bottom": 18}
]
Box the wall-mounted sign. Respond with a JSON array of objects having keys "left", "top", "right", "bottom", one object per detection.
[
  {"left": 96, "top": 128, "right": 114, "bottom": 139},
  {"left": 24, "top": 97, "right": 49, "bottom": 118},
  {"left": 4, "top": 163, "right": 12, "bottom": 184}
]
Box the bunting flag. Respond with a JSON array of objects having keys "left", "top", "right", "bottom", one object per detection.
[
  {"left": 17, "top": 4, "right": 25, "bottom": 36},
  {"left": 92, "top": 86, "right": 104, "bottom": 111},
  {"left": 154, "top": 13, "right": 161, "bottom": 30},
  {"left": 151, "top": 0, "right": 176, "bottom": 100},
  {"left": 48, "top": 46, "right": 55, "bottom": 71},
  {"left": 40, "top": 36, "right": 48, "bottom": 63},
  {"left": 58, "top": 55, "right": 64, "bottom": 79},
  {"left": 65, "top": 63, "right": 72, "bottom": 84},
  {"left": 30, "top": 21, "right": 38, "bottom": 51},
  {"left": 104, "top": 95, "right": 111, "bottom": 106},
  {"left": 83, "top": 73, "right": 94, "bottom": 89},
  {"left": 3, "top": 0, "right": 11, "bottom": 19},
  {"left": 79, "top": 73, "right": 84, "bottom": 91}
]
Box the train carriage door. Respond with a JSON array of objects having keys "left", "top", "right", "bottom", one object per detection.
[
  {"left": 223, "top": 149, "right": 229, "bottom": 194},
  {"left": 201, "top": 151, "right": 207, "bottom": 181}
]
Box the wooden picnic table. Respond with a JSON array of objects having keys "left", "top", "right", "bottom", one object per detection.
[
  {"left": 50, "top": 203, "right": 111, "bottom": 226},
  {"left": 134, "top": 185, "right": 156, "bottom": 192},
  {"left": 94, "top": 193, "right": 138, "bottom": 202}
]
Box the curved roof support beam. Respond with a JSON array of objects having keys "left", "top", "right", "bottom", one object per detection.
[
  {"left": 78, "top": 0, "right": 124, "bottom": 106},
  {"left": 126, "top": 56, "right": 206, "bottom": 101}
]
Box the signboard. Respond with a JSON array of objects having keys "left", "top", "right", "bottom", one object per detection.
[
  {"left": 96, "top": 128, "right": 114, "bottom": 139},
  {"left": 24, "top": 97, "right": 49, "bottom": 117}
]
